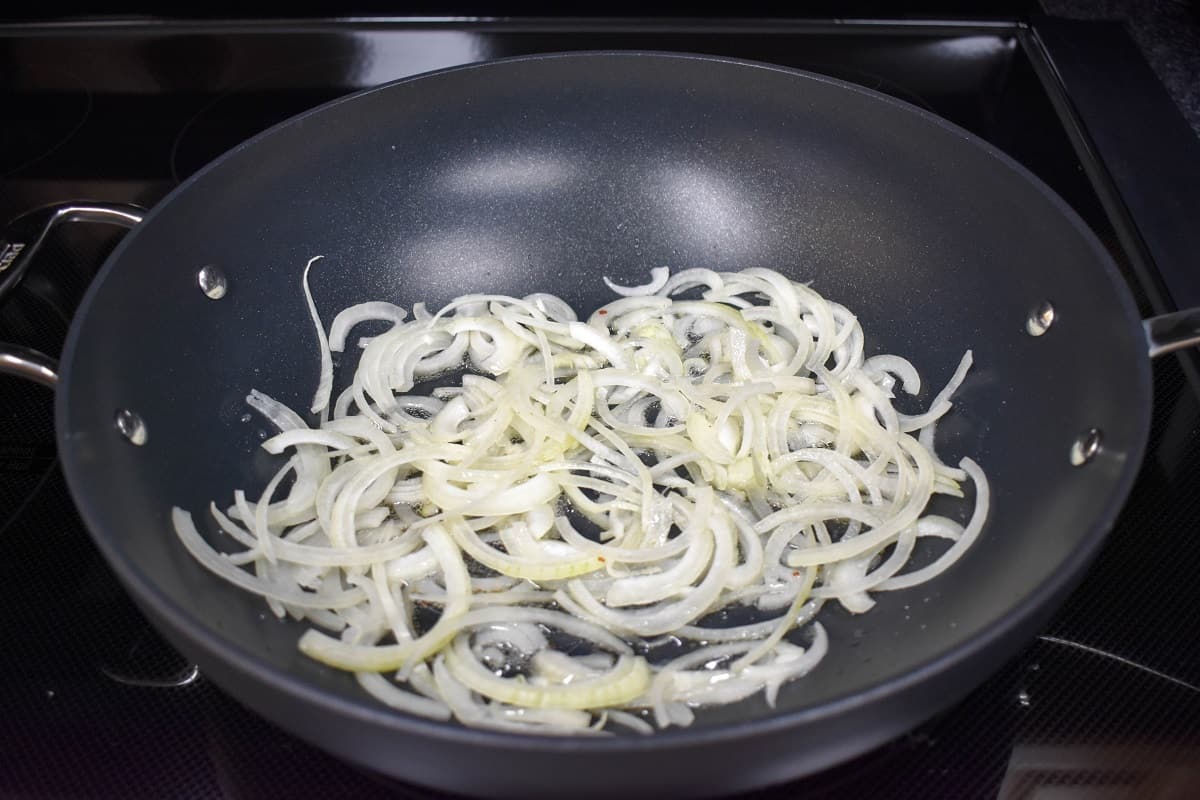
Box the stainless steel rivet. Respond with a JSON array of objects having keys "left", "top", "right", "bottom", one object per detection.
[
  {"left": 115, "top": 409, "right": 148, "bottom": 446},
  {"left": 1026, "top": 301, "right": 1055, "bottom": 336},
  {"left": 1069, "top": 427, "right": 1102, "bottom": 466},
  {"left": 197, "top": 265, "right": 227, "bottom": 300}
]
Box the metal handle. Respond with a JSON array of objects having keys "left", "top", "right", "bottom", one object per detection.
[
  {"left": 1144, "top": 309, "right": 1200, "bottom": 358},
  {"left": 0, "top": 201, "right": 145, "bottom": 389},
  {"left": 0, "top": 344, "right": 58, "bottom": 388},
  {"left": 0, "top": 202, "right": 144, "bottom": 306}
]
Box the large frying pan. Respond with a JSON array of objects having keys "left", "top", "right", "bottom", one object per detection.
[{"left": 1, "top": 52, "right": 1196, "bottom": 798}]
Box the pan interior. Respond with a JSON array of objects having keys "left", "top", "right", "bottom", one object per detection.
[{"left": 57, "top": 53, "right": 1150, "bottom": 736}]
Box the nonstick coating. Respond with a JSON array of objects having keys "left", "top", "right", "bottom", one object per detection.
[{"left": 56, "top": 53, "right": 1150, "bottom": 797}]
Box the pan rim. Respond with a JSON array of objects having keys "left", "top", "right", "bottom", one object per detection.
[{"left": 56, "top": 49, "right": 1153, "bottom": 756}]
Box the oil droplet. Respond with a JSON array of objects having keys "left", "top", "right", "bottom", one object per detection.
[{"left": 1017, "top": 689, "right": 1031, "bottom": 707}]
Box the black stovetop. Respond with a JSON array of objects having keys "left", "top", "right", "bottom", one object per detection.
[{"left": 3, "top": 16, "right": 1200, "bottom": 799}]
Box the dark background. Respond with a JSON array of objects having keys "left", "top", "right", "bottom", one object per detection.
[
  {"left": 2, "top": 2, "right": 1049, "bottom": 20},
  {"left": 4, "top": 2, "right": 1198, "bottom": 140}
]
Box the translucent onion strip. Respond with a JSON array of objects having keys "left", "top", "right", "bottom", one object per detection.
[{"left": 171, "top": 264, "right": 989, "bottom": 735}]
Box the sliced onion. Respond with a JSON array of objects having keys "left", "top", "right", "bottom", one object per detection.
[
  {"left": 445, "top": 634, "right": 651, "bottom": 710},
  {"left": 603, "top": 267, "right": 670, "bottom": 297},
  {"left": 172, "top": 508, "right": 365, "bottom": 609},
  {"left": 357, "top": 671, "right": 451, "bottom": 720},
  {"left": 329, "top": 302, "right": 408, "bottom": 352},
  {"left": 875, "top": 458, "right": 989, "bottom": 590},
  {"left": 174, "top": 264, "right": 988, "bottom": 736},
  {"left": 302, "top": 255, "right": 335, "bottom": 415}
]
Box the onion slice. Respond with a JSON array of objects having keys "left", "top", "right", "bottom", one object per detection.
[
  {"left": 172, "top": 264, "right": 989, "bottom": 735},
  {"left": 302, "top": 255, "right": 335, "bottom": 415},
  {"left": 603, "top": 267, "right": 670, "bottom": 297}
]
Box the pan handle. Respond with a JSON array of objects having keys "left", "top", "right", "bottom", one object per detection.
[
  {"left": 1144, "top": 309, "right": 1200, "bottom": 358},
  {"left": 0, "top": 202, "right": 145, "bottom": 389},
  {"left": 0, "top": 202, "right": 145, "bottom": 306},
  {"left": 0, "top": 344, "right": 58, "bottom": 388}
]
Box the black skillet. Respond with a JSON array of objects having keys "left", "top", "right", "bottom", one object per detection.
[{"left": 2, "top": 53, "right": 1198, "bottom": 798}]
